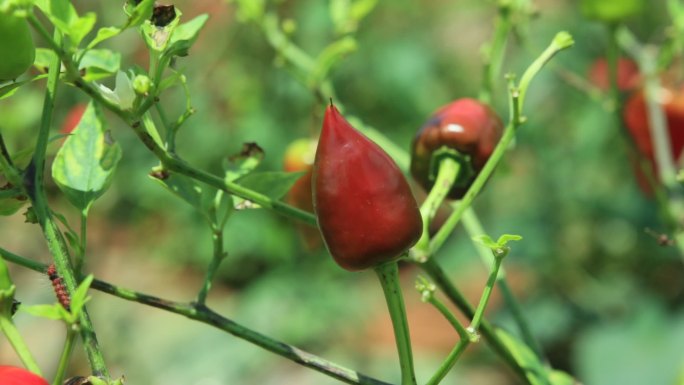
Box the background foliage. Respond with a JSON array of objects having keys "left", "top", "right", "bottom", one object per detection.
[{"left": 1, "top": 0, "right": 683, "bottom": 384}]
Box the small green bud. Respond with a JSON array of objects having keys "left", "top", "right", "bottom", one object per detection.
[{"left": 133, "top": 74, "right": 152, "bottom": 95}]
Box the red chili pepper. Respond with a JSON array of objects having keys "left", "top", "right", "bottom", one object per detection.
[
  {"left": 623, "top": 86, "right": 684, "bottom": 191},
  {"left": 410, "top": 98, "right": 504, "bottom": 199},
  {"left": 588, "top": 57, "right": 640, "bottom": 92},
  {"left": 313, "top": 104, "right": 422, "bottom": 271},
  {"left": 0, "top": 366, "right": 49, "bottom": 385}
]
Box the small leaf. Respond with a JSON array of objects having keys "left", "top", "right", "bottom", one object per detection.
[
  {"left": 236, "top": 171, "right": 305, "bottom": 200},
  {"left": 69, "top": 12, "right": 97, "bottom": 47},
  {"left": 0, "top": 74, "right": 49, "bottom": 100},
  {"left": 150, "top": 173, "right": 205, "bottom": 213},
  {"left": 70, "top": 274, "right": 93, "bottom": 316},
  {"left": 166, "top": 14, "right": 209, "bottom": 57},
  {"left": 20, "top": 304, "right": 65, "bottom": 320},
  {"left": 124, "top": 0, "right": 155, "bottom": 28},
  {"left": 0, "top": 197, "right": 25, "bottom": 216},
  {"left": 496, "top": 234, "right": 523, "bottom": 246},
  {"left": 51, "top": 102, "right": 122, "bottom": 215},
  {"left": 87, "top": 27, "right": 122, "bottom": 49},
  {"left": 472, "top": 234, "right": 498, "bottom": 249},
  {"left": 33, "top": 48, "right": 57, "bottom": 71},
  {"left": 224, "top": 142, "right": 265, "bottom": 182},
  {"left": 79, "top": 49, "right": 121, "bottom": 81}
]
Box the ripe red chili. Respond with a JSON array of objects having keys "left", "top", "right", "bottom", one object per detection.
[
  {"left": 313, "top": 104, "right": 422, "bottom": 271},
  {"left": 410, "top": 98, "right": 504, "bottom": 199},
  {"left": 0, "top": 366, "right": 49, "bottom": 385},
  {"left": 623, "top": 86, "right": 684, "bottom": 186}
]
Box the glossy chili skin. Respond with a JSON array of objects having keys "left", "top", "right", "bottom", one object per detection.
[
  {"left": 0, "top": 366, "right": 49, "bottom": 385},
  {"left": 313, "top": 105, "right": 422, "bottom": 271},
  {"left": 410, "top": 98, "right": 504, "bottom": 199}
]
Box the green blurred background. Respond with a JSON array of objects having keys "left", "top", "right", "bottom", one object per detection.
[{"left": 1, "top": 0, "right": 684, "bottom": 384}]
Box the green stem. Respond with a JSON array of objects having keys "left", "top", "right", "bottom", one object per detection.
[
  {"left": 426, "top": 340, "right": 468, "bottom": 385},
  {"left": 430, "top": 32, "right": 574, "bottom": 254},
  {"left": 52, "top": 328, "right": 77, "bottom": 385},
  {"left": 374, "top": 262, "right": 417, "bottom": 385},
  {"left": 75, "top": 212, "right": 87, "bottom": 274},
  {"left": 412, "top": 158, "right": 461, "bottom": 262},
  {"left": 420, "top": 258, "right": 529, "bottom": 383},
  {"left": 469, "top": 257, "right": 503, "bottom": 334},
  {"left": 480, "top": 3, "right": 512, "bottom": 104},
  {"left": 0, "top": 316, "right": 42, "bottom": 375},
  {"left": 461, "top": 210, "right": 545, "bottom": 361},
  {"left": 0, "top": 249, "right": 391, "bottom": 385},
  {"left": 197, "top": 226, "right": 226, "bottom": 304},
  {"left": 26, "top": 29, "right": 109, "bottom": 378},
  {"left": 421, "top": 289, "right": 470, "bottom": 385}
]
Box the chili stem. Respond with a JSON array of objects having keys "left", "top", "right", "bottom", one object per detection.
[
  {"left": 52, "top": 328, "right": 76, "bottom": 385},
  {"left": 0, "top": 316, "right": 42, "bottom": 375},
  {"left": 374, "top": 262, "right": 417, "bottom": 385}
]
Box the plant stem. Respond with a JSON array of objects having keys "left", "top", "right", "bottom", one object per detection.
[
  {"left": 0, "top": 249, "right": 392, "bottom": 385},
  {"left": 25, "top": 28, "right": 109, "bottom": 378},
  {"left": 197, "top": 225, "right": 226, "bottom": 304},
  {"left": 52, "top": 328, "right": 76, "bottom": 385},
  {"left": 420, "top": 258, "right": 529, "bottom": 383},
  {"left": 412, "top": 157, "right": 461, "bottom": 261},
  {"left": 480, "top": 3, "right": 512, "bottom": 104},
  {"left": 430, "top": 32, "right": 574, "bottom": 254},
  {"left": 469, "top": 257, "right": 503, "bottom": 333},
  {"left": 420, "top": 287, "right": 469, "bottom": 385},
  {"left": 0, "top": 316, "right": 42, "bottom": 375},
  {"left": 374, "top": 262, "right": 417, "bottom": 385},
  {"left": 75, "top": 212, "right": 87, "bottom": 274},
  {"left": 461, "top": 210, "right": 545, "bottom": 361}
]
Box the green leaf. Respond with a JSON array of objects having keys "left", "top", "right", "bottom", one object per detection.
[
  {"left": 0, "top": 197, "right": 25, "bottom": 216},
  {"left": 496, "top": 234, "right": 523, "bottom": 246},
  {"left": 33, "top": 48, "right": 57, "bottom": 71},
  {"left": 0, "top": 74, "right": 48, "bottom": 100},
  {"left": 79, "top": 49, "right": 121, "bottom": 81},
  {"left": 70, "top": 274, "right": 93, "bottom": 317},
  {"left": 237, "top": 171, "right": 305, "bottom": 200},
  {"left": 124, "top": 0, "right": 155, "bottom": 28},
  {"left": 69, "top": 12, "right": 97, "bottom": 47},
  {"left": 87, "top": 27, "right": 121, "bottom": 50},
  {"left": 151, "top": 173, "right": 205, "bottom": 213},
  {"left": 166, "top": 14, "right": 209, "bottom": 57},
  {"left": 223, "top": 142, "right": 265, "bottom": 182},
  {"left": 20, "top": 304, "right": 65, "bottom": 320},
  {"left": 472, "top": 234, "right": 498, "bottom": 249},
  {"left": 51, "top": 102, "right": 122, "bottom": 215}
]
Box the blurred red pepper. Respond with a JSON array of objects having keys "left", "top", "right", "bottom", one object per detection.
[
  {"left": 0, "top": 366, "right": 49, "bottom": 385},
  {"left": 623, "top": 85, "right": 684, "bottom": 190}
]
